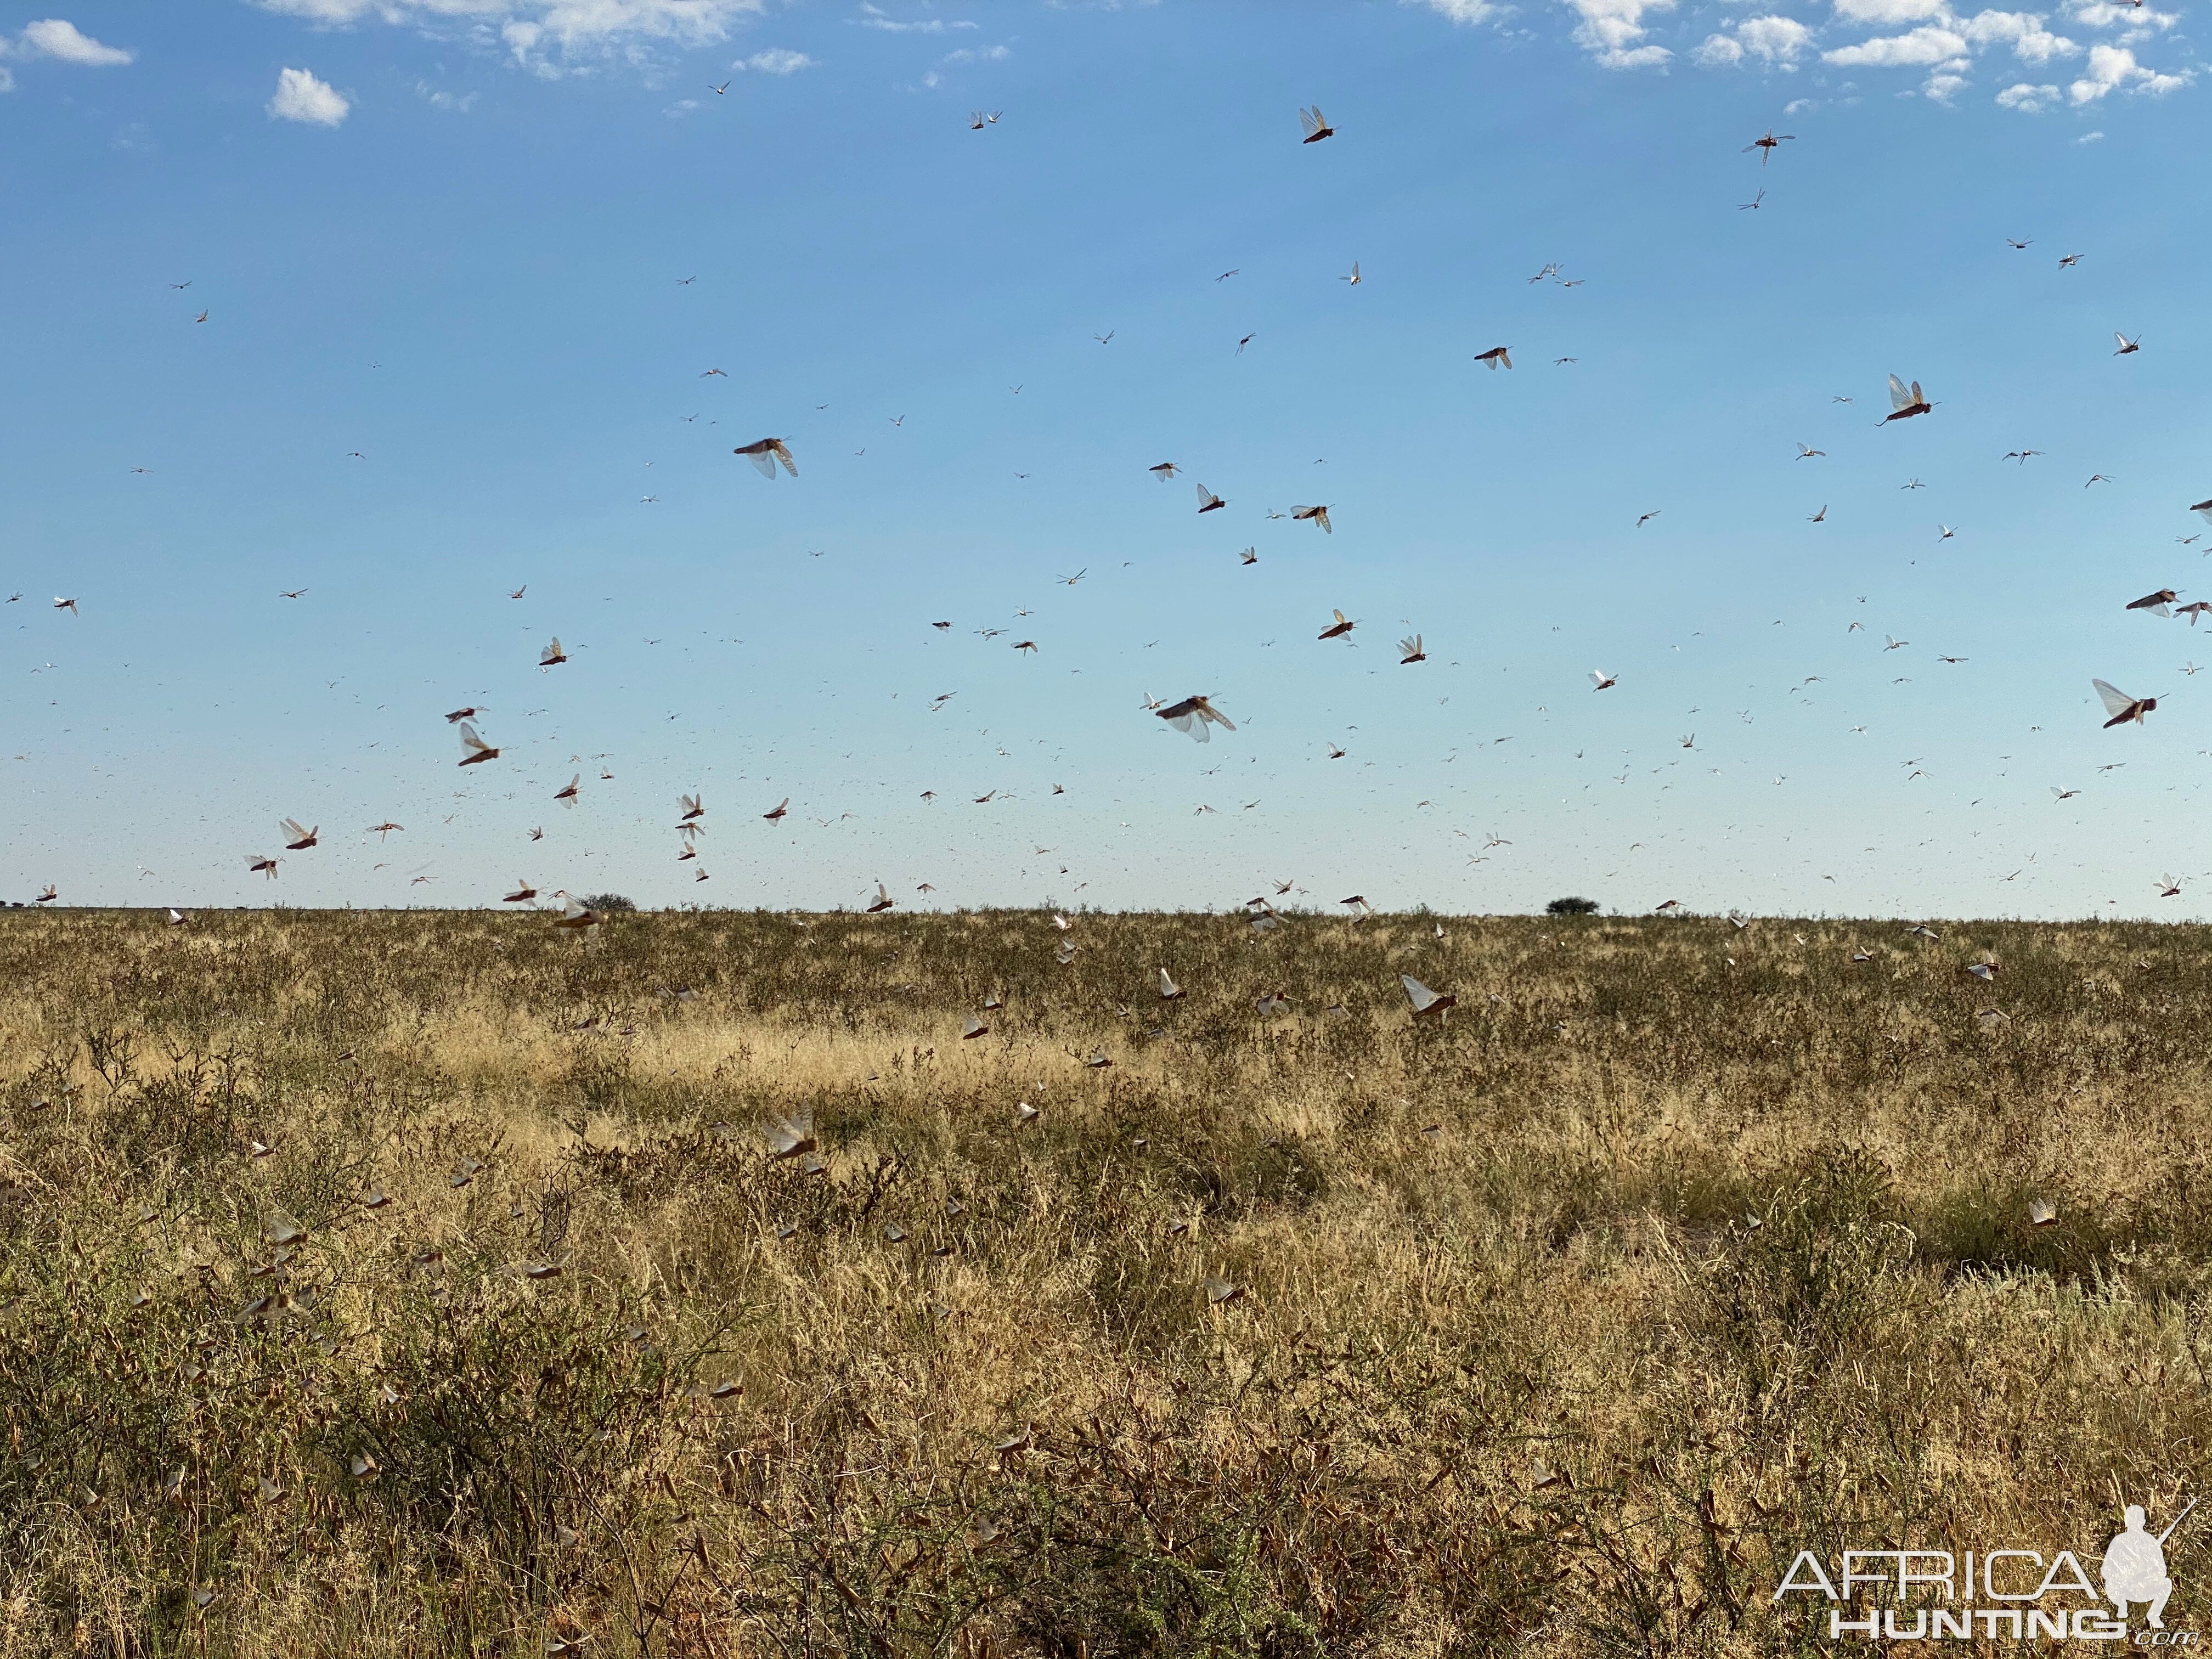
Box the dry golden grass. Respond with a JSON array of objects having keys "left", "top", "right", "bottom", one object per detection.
[{"left": 5, "top": 905, "right": 2212, "bottom": 1656}]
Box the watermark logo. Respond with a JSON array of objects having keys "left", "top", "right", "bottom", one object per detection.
[
  {"left": 1774, "top": 1500, "right": 2198, "bottom": 1644},
  {"left": 2108, "top": 1504, "right": 2184, "bottom": 1631}
]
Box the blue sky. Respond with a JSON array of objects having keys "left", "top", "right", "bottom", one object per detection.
[{"left": 2, "top": 0, "right": 2207, "bottom": 918}]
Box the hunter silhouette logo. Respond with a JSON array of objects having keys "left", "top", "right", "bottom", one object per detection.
[
  {"left": 2107, "top": 1502, "right": 2193, "bottom": 1629},
  {"left": 1774, "top": 1500, "right": 2199, "bottom": 1643}
]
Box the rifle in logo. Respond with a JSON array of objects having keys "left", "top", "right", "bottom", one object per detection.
[{"left": 2103, "top": 1499, "right": 2196, "bottom": 1629}]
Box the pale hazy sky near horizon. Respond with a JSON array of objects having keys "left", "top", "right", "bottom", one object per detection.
[{"left": 3, "top": 0, "right": 2208, "bottom": 918}]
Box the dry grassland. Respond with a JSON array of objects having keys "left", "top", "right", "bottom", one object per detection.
[{"left": 4, "top": 905, "right": 2211, "bottom": 1656}]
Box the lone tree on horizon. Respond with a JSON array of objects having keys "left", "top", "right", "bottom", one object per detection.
[{"left": 1545, "top": 896, "right": 1600, "bottom": 917}]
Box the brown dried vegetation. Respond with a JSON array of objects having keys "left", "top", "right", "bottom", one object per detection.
[{"left": 2, "top": 906, "right": 2210, "bottom": 1656}]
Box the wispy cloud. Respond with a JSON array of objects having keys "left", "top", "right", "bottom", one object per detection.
[
  {"left": 2068, "top": 39, "right": 2188, "bottom": 99},
  {"left": 1402, "top": 0, "right": 1504, "bottom": 24},
  {"left": 1566, "top": 0, "right": 1677, "bottom": 68},
  {"left": 1814, "top": 0, "right": 2187, "bottom": 98},
  {"left": 18, "top": 18, "right": 134, "bottom": 65},
  {"left": 1694, "top": 14, "right": 1813, "bottom": 66},
  {"left": 0, "top": 14, "right": 136, "bottom": 84},
  {"left": 736, "top": 46, "right": 815, "bottom": 72},
  {"left": 269, "top": 65, "right": 351, "bottom": 124},
  {"left": 1824, "top": 24, "right": 1965, "bottom": 64},
  {"left": 252, "top": 0, "right": 397, "bottom": 17},
  {"left": 253, "top": 1, "right": 772, "bottom": 74},
  {"left": 1404, "top": 0, "right": 2190, "bottom": 94},
  {"left": 1832, "top": 0, "right": 1948, "bottom": 27},
  {"left": 416, "top": 78, "right": 478, "bottom": 109},
  {"left": 1817, "top": 4, "right": 2180, "bottom": 103},
  {"left": 1408, "top": 0, "right": 1690, "bottom": 67},
  {"left": 852, "top": 4, "right": 978, "bottom": 31},
  {"left": 939, "top": 43, "right": 1010, "bottom": 64},
  {"left": 2062, "top": 0, "right": 2175, "bottom": 37},
  {"left": 1959, "top": 10, "right": 2075, "bottom": 63}
]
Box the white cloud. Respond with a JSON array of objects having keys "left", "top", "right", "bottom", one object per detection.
[
  {"left": 253, "top": 0, "right": 392, "bottom": 16},
  {"left": 737, "top": 46, "right": 814, "bottom": 71},
  {"left": 1566, "top": 0, "right": 1676, "bottom": 66},
  {"left": 1403, "top": 0, "right": 1503, "bottom": 21},
  {"left": 1695, "top": 13, "right": 1812, "bottom": 63},
  {"left": 416, "top": 78, "right": 478, "bottom": 108},
  {"left": 269, "top": 65, "right": 351, "bottom": 123},
  {"left": 1959, "top": 10, "right": 2076, "bottom": 61},
  {"left": 19, "top": 18, "right": 134, "bottom": 65},
  {"left": 1399, "top": 0, "right": 2191, "bottom": 93},
  {"left": 254, "top": 1, "right": 771, "bottom": 70},
  {"left": 939, "top": 43, "right": 1009, "bottom": 64},
  {"left": 2068, "top": 38, "right": 2189, "bottom": 98},
  {"left": 1832, "top": 0, "right": 1948, "bottom": 27},
  {"left": 1814, "top": 0, "right": 2123, "bottom": 88},
  {"left": 1739, "top": 15, "right": 1815, "bottom": 59},
  {"left": 521, "top": 1, "right": 768, "bottom": 65},
  {"left": 2076, "top": 125, "right": 2103, "bottom": 137},
  {"left": 851, "top": 5, "right": 978, "bottom": 30},
  {"left": 2066, "top": 38, "right": 2128, "bottom": 94},
  {"left": 0, "top": 66, "right": 12, "bottom": 92},
  {"left": 2063, "top": 0, "right": 2175, "bottom": 30},
  {"left": 1823, "top": 23, "right": 1966, "bottom": 62}
]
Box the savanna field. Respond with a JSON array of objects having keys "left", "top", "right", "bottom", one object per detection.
[{"left": 8, "top": 905, "right": 2212, "bottom": 1658}]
